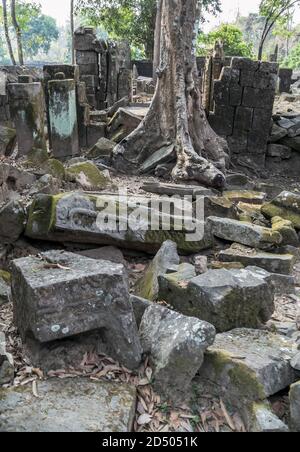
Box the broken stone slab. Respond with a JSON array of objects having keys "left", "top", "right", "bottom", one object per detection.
[
  {"left": 158, "top": 267, "right": 275, "bottom": 333},
  {"left": 139, "top": 304, "right": 216, "bottom": 402},
  {"left": 0, "top": 125, "right": 16, "bottom": 157},
  {"left": 290, "top": 381, "right": 300, "bottom": 432},
  {"left": 267, "top": 144, "right": 292, "bottom": 160},
  {"left": 262, "top": 191, "right": 300, "bottom": 230},
  {"left": 86, "top": 137, "right": 116, "bottom": 160},
  {"left": 195, "top": 329, "right": 298, "bottom": 409},
  {"left": 141, "top": 182, "right": 214, "bottom": 198},
  {"left": 207, "top": 217, "right": 282, "bottom": 250},
  {"left": 219, "top": 244, "right": 296, "bottom": 275},
  {"left": 11, "top": 250, "right": 142, "bottom": 370},
  {"left": 76, "top": 246, "right": 126, "bottom": 265},
  {"left": 272, "top": 216, "right": 299, "bottom": 247},
  {"left": 269, "top": 123, "right": 288, "bottom": 143},
  {"left": 130, "top": 295, "right": 152, "bottom": 328},
  {"left": 66, "top": 161, "right": 111, "bottom": 190},
  {"left": 240, "top": 266, "right": 295, "bottom": 297},
  {"left": 0, "top": 378, "right": 136, "bottom": 432},
  {"left": 223, "top": 190, "right": 267, "bottom": 205},
  {"left": 108, "top": 108, "right": 141, "bottom": 143},
  {"left": 0, "top": 201, "right": 26, "bottom": 244},
  {"left": 250, "top": 402, "right": 289, "bottom": 432},
  {"left": 139, "top": 145, "right": 176, "bottom": 174},
  {"left": 135, "top": 240, "right": 180, "bottom": 301},
  {"left": 25, "top": 192, "right": 213, "bottom": 255},
  {"left": 202, "top": 196, "right": 239, "bottom": 220},
  {"left": 0, "top": 332, "right": 14, "bottom": 386}
]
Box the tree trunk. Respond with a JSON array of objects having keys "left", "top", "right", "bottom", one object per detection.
[
  {"left": 2, "top": 0, "right": 16, "bottom": 65},
  {"left": 70, "top": 0, "right": 75, "bottom": 65},
  {"left": 153, "top": 0, "right": 162, "bottom": 81},
  {"left": 112, "top": 0, "right": 229, "bottom": 189},
  {"left": 11, "top": 0, "right": 24, "bottom": 65}
]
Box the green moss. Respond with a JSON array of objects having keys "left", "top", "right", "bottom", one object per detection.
[
  {"left": 262, "top": 203, "right": 300, "bottom": 229},
  {"left": 25, "top": 193, "right": 64, "bottom": 238},
  {"left": 27, "top": 148, "right": 49, "bottom": 165},
  {"left": 0, "top": 270, "right": 11, "bottom": 284},
  {"left": 45, "top": 159, "right": 65, "bottom": 180},
  {"left": 66, "top": 162, "right": 110, "bottom": 189}
]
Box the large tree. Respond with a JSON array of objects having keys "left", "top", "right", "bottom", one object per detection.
[
  {"left": 1, "top": 0, "right": 16, "bottom": 65},
  {"left": 76, "top": 0, "right": 222, "bottom": 60},
  {"left": 112, "top": 0, "right": 229, "bottom": 189},
  {"left": 197, "top": 24, "right": 254, "bottom": 57},
  {"left": 258, "top": 0, "right": 300, "bottom": 60},
  {"left": 11, "top": 0, "right": 24, "bottom": 64}
]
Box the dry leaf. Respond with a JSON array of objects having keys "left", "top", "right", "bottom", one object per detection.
[
  {"left": 137, "top": 413, "right": 152, "bottom": 426},
  {"left": 220, "top": 399, "right": 236, "bottom": 431},
  {"left": 32, "top": 380, "right": 39, "bottom": 398}
]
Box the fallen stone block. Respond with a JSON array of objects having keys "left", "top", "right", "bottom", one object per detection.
[
  {"left": 269, "top": 124, "right": 288, "bottom": 143},
  {"left": 203, "top": 196, "right": 239, "bottom": 220},
  {"left": 108, "top": 107, "right": 141, "bottom": 143},
  {"left": 141, "top": 182, "right": 214, "bottom": 198},
  {"left": 208, "top": 216, "right": 282, "bottom": 250},
  {"left": 0, "top": 332, "right": 14, "bottom": 385},
  {"left": 0, "top": 125, "right": 16, "bottom": 157},
  {"left": 262, "top": 191, "right": 300, "bottom": 230},
  {"left": 86, "top": 137, "right": 116, "bottom": 160},
  {"left": 130, "top": 295, "right": 152, "bottom": 328},
  {"left": 11, "top": 251, "right": 142, "bottom": 370},
  {"left": 139, "top": 304, "right": 216, "bottom": 402},
  {"left": 223, "top": 190, "right": 267, "bottom": 205},
  {"left": 25, "top": 193, "right": 213, "bottom": 254},
  {"left": 76, "top": 246, "right": 125, "bottom": 264},
  {"left": 250, "top": 402, "right": 289, "bottom": 432},
  {"left": 280, "top": 136, "right": 300, "bottom": 152},
  {"left": 290, "top": 381, "right": 300, "bottom": 432},
  {"left": 139, "top": 145, "right": 176, "bottom": 174},
  {"left": 135, "top": 240, "right": 180, "bottom": 300},
  {"left": 66, "top": 161, "right": 111, "bottom": 190},
  {"left": 240, "top": 266, "right": 295, "bottom": 296},
  {"left": 267, "top": 144, "right": 292, "bottom": 159},
  {"left": 195, "top": 329, "right": 297, "bottom": 408},
  {"left": 219, "top": 244, "right": 295, "bottom": 275},
  {"left": 0, "top": 378, "right": 136, "bottom": 432},
  {"left": 0, "top": 201, "right": 26, "bottom": 244},
  {"left": 159, "top": 267, "right": 275, "bottom": 332},
  {"left": 272, "top": 216, "right": 299, "bottom": 246},
  {"left": 0, "top": 272, "right": 10, "bottom": 306}
]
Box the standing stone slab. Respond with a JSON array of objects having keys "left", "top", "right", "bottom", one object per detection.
[
  {"left": 8, "top": 82, "right": 46, "bottom": 157},
  {"left": 11, "top": 251, "right": 142, "bottom": 369},
  {"left": 140, "top": 305, "right": 216, "bottom": 402},
  {"left": 48, "top": 79, "right": 79, "bottom": 160},
  {"left": 207, "top": 216, "right": 282, "bottom": 249},
  {"left": 195, "top": 329, "right": 297, "bottom": 408},
  {"left": 158, "top": 267, "right": 275, "bottom": 332},
  {"left": 135, "top": 240, "right": 180, "bottom": 301},
  {"left": 0, "top": 379, "right": 136, "bottom": 432}
]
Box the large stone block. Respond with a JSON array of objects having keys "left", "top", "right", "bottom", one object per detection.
[
  {"left": 195, "top": 329, "right": 297, "bottom": 408},
  {"left": 139, "top": 304, "right": 216, "bottom": 402},
  {"left": 0, "top": 379, "right": 136, "bottom": 432},
  {"left": 262, "top": 191, "right": 300, "bottom": 230},
  {"left": 207, "top": 216, "right": 282, "bottom": 249},
  {"left": 158, "top": 267, "right": 275, "bottom": 332},
  {"left": 0, "top": 125, "right": 16, "bottom": 157},
  {"left": 234, "top": 106, "right": 254, "bottom": 132},
  {"left": 12, "top": 250, "right": 142, "bottom": 369},
  {"left": 290, "top": 382, "right": 300, "bottom": 432},
  {"left": 243, "top": 87, "right": 275, "bottom": 109},
  {"left": 25, "top": 192, "right": 213, "bottom": 254}
]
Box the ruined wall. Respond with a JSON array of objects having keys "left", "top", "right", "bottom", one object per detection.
[
  {"left": 208, "top": 57, "right": 279, "bottom": 164},
  {"left": 74, "top": 27, "right": 132, "bottom": 110}
]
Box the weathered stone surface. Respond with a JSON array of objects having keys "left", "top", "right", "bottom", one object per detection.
[
  {"left": 0, "top": 273, "right": 10, "bottom": 305},
  {"left": 0, "top": 125, "right": 16, "bottom": 157},
  {"left": 0, "top": 332, "right": 14, "bottom": 385},
  {"left": 195, "top": 329, "right": 297, "bottom": 408},
  {"left": 219, "top": 244, "right": 295, "bottom": 275},
  {"left": 108, "top": 108, "right": 141, "bottom": 143},
  {"left": 0, "top": 201, "right": 26, "bottom": 244},
  {"left": 12, "top": 251, "right": 142, "bottom": 369},
  {"left": 139, "top": 304, "right": 216, "bottom": 402},
  {"left": 130, "top": 295, "right": 152, "bottom": 328},
  {"left": 159, "top": 267, "right": 275, "bottom": 332},
  {"left": 135, "top": 241, "right": 180, "bottom": 301},
  {"left": 25, "top": 193, "right": 213, "bottom": 254},
  {"left": 29, "top": 174, "right": 61, "bottom": 196},
  {"left": 267, "top": 144, "right": 292, "bottom": 159},
  {"left": 193, "top": 255, "right": 208, "bottom": 275},
  {"left": 280, "top": 136, "right": 300, "bottom": 152},
  {"left": 0, "top": 378, "right": 136, "bottom": 432},
  {"left": 208, "top": 217, "right": 282, "bottom": 250},
  {"left": 243, "top": 266, "right": 295, "bottom": 296},
  {"left": 224, "top": 190, "right": 266, "bottom": 205},
  {"left": 250, "top": 403, "right": 289, "bottom": 432},
  {"left": 66, "top": 162, "right": 111, "bottom": 190},
  {"left": 290, "top": 381, "right": 300, "bottom": 432},
  {"left": 290, "top": 352, "right": 300, "bottom": 371},
  {"left": 86, "top": 137, "right": 116, "bottom": 160},
  {"left": 139, "top": 145, "right": 176, "bottom": 174},
  {"left": 142, "top": 182, "right": 213, "bottom": 198},
  {"left": 262, "top": 191, "right": 300, "bottom": 229},
  {"left": 77, "top": 246, "right": 125, "bottom": 264},
  {"left": 272, "top": 216, "right": 299, "bottom": 246},
  {"left": 269, "top": 123, "right": 288, "bottom": 143},
  {"left": 203, "top": 196, "right": 239, "bottom": 220}
]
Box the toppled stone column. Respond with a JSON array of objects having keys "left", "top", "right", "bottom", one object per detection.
[
  {"left": 8, "top": 79, "right": 46, "bottom": 157},
  {"left": 48, "top": 78, "right": 79, "bottom": 160},
  {"left": 11, "top": 250, "right": 142, "bottom": 370}
]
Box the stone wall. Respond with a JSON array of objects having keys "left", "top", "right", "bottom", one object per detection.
[
  {"left": 208, "top": 57, "right": 279, "bottom": 164},
  {"left": 74, "top": 27, "right": 132, "bottom": 110}
]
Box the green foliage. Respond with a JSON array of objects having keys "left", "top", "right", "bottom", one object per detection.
[
  {"left": 282, "top": 42, "right": 300, "bottom": 69},
  {"left": 197, "top": 24, "right": 254, "bottom": 58},
  {"left": 76, "top": 0, "right": 222, "bottom": 59}
]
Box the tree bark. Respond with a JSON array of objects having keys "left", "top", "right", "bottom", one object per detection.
[
  {"left": 112, "top": 0, "right": 229, "bottom": 189},
  {"left": 11, "top": 0, "right": 24, "bottom": 65},
  {"left": 2, "top": 0, "right": 16, "bottom": 65},
  {"left": 153, "top": 0, "right": 162, "bottom": 82},
  {"left": 70, "top": 0, "right": 75, "bottom": 65}
]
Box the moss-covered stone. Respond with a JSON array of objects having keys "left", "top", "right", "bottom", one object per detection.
[
  {"left": 0, "top": 270, "right": 11, "bottom": 284},
  {"left": 262, "top": 191, "right": 300, "bottom": 230},
  {"left": 271, "top": 216, "right": 299, "bottom": 246},
  {"left": 45, "top": 159, "right": 65, "bottom": 180},
  {"left": 66, "top": 162, "right": 110, "bottom": 189},
  {"left": 27, "top": 148, "right": 49, "bottom": 165}
]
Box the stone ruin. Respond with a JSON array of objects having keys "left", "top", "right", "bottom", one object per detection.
[{"left": 0, "top": 30, "right": 300, "bottom": 433}]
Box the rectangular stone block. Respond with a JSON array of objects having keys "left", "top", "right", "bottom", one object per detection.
[
  {"left": 253, "top": 72, "right": 277, "bottom": 90},
  {"left": 79, "top": 63, "right": 99, "bottom": 76},
  {"left": 229, "top": 85, "right": 243, "bottom": 106},
  {"left": 76, "top": 51, "right": 98, "bottom": 65},
  {"left": 231, "top": 57, "right": 259, "bottom": 72},
  {"left": 11, "top": 251, "right": 142, "bottom": 369},
  {"left": 213, "top": 80, "right": 229, "bottom": 105},
  {"left": 209, "top": 106, "right": 234, "bottom": 136},
  {"left": 234, "top": 106, "right": 254, "bottom": 132},
  {"left": 43, "top": 65, "right": 80, "bottom": 83},
  {"left": 259, "top": 61, "right": 279, "bottom": 74},
  {"left": 243, "top": 87, "right": 275, "bottom": 109},
  {"left": 227, "top": 133, "right": 249, "bottom": 154},
  {"left": 80, "top": 75, "right": 100, "bottom": 89},
  {"left": 240, "top": 70, "right": 255, "bottom": 87}
]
